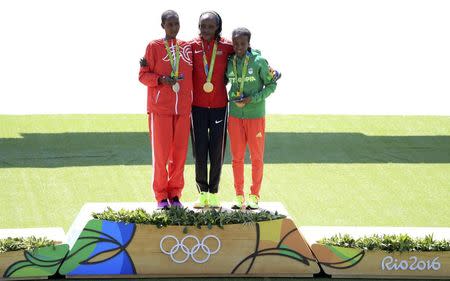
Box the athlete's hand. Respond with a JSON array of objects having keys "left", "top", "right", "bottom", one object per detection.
[
  {"left": 241, "top": 96, "right": 252, "bottom": 105},
  {"left": 235, "top": 101, "right": 246, "bottom": 108},
  {"left": 158, "top": 76, "right": 176, "bottom": 85},
  {"left": 140, "top": 58, "right": 148, "bottom": 67}
]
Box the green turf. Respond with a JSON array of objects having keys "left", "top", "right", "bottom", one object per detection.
[{"left": 0, "top": 114, "right": 449, "bottom": 231}]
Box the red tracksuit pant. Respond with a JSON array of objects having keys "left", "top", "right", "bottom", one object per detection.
[
  {"left": 227, "top": 116, "right": 265, "bottom": 197},
  {"left": 148, "top": 113, "right": 190, "bottom": 202}
]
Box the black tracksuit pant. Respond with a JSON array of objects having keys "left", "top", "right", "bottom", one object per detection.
[{"left": 190, "top": 106, "right": 228, "bottom": 194}]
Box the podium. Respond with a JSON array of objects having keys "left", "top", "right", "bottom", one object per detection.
[
  {"left": 302, "top": 226, "right": 450, "bottom": 279},
  {"left": 61, "top": 202, "right": 320, "bottom": 278},
  {"left": 2, "top": 203, "right": 450, "bottom": 280}
]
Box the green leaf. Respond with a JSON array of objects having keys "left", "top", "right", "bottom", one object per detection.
[{"left": 6, "top": 262, "right": 51, "bottom": 278}]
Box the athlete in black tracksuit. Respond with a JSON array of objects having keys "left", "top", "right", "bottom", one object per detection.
[
  {"left": 191, "top": 106, "right": 228, "bottom": 193},
  {"left": 190, "top": 11, "right": 234, "bottom": 207}
]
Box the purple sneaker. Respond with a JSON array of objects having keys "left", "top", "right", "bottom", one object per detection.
[
  {"left": 169, "top": 196, "right": 183, "bottom": 208},
  {"left": 157, "top": 199, "right": 169, "bottom": 209}
]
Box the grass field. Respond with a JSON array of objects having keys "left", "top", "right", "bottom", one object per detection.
[{"left": 0, "top": 114, "right": 449, "bottom": 232}]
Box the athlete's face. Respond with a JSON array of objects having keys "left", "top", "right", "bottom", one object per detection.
[
  {"left": 232, "top": 35, "right": 250, "bottom": 57},
  {"left": 199, "top": 14, "right": 218, "bottom": 41},
  {"left": 162, "top": 16, "right": 180, "bottom": 39}
]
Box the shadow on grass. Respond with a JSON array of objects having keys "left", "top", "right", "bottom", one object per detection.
[{"left": 1, "top": 132, "right": 449, "bottom": 167}]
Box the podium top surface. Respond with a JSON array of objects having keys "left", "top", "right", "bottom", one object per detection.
[
  {"left": 66, "top": 202, "right": 289, "bottom": 248},
  {"left": 0, "top": 227, "right": 66, "bottom": 243}
]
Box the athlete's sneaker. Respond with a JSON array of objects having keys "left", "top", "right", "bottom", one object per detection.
[
  {"left": 246, "top": 194, "right": 259, "bottom": 210},
  {"left": 193, "top": 192, "right": 208, "bottom": 209},
  {"left": 169, "top": 196, "right": 183, "bottom": 208},
  {"left": 208, "top": 193, "right": 220, "bottom": 208},
  {"left": 231, "top": 195, "right": 245, "bottom": 209},
  {"left": 157, "top": 199, "right": 169, "bottom": 209}
]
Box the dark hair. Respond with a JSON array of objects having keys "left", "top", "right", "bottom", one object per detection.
[
  {"left": 199, "top": 11, "right": 222, "bottom": 40},
  {"left": 232, "top": 27, "right": 251, "bottom": 42},
  {"left": 161, "top": 10, "right": 179, "bottom": 25}
]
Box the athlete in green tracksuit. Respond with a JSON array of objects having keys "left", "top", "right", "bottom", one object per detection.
[{"left": 226, "top": 27, "right": 278, "bottom": 209}]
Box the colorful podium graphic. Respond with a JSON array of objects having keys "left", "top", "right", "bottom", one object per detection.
[
  {"left": 302, "top": 226, "right": 450, "bottom": 279},
  {"left": 312, "top": 243, "right": 450, "bottom": 279},
  {"left": 59, "top": 218, "right": 320, "bottom": 277},
  {"left": 1, "top": 244, "right": 68, "bottom": 279},
  {"left": 57, "top": 202, "right": 320, "bottom": 277},
  {"left": 1, "top": 204, "right": 450, "bottom": 279}
]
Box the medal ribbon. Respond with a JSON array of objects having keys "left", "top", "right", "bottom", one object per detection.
[
  {"left": 201, "top": 40, "right": 218, "bottom": 84},
  {"left": 164, "top": 39, "right": 180, "bottom": 79},
  {"left": 232, "top": 54, "right": 249, "bottom": 95}
]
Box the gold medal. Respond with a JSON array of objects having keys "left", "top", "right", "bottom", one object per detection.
[
  {"left": 203, "top": 82, "right": 214, "bottom": 93},
  {"left": 201, "top": 41, "right": 218, "bottom": 95},
  {"left": 172, "top": 82, "right": 180, "bottom": 93}
]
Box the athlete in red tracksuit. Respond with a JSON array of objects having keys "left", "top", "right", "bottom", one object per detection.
[
  {"left": 139, "top": 10, "right": 193, "bottom": 208},
  {"left": 190, "top": 11, "right": 234, "bottom": 208}
]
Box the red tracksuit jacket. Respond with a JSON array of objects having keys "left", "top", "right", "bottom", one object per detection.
[
  {"left": 139, "top": 38, "right": 193, "bottom": 115},
  {"left": 190, "top": 37, "right": 234, "bottom": 108}
]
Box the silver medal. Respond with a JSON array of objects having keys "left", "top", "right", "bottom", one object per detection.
[{"left": 172, "top": 82, "right": 180, "bottom": 93}]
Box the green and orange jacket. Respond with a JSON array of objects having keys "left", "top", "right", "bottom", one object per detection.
[{"left": 226, "top": 49, "right": 277, "bottom": 119}]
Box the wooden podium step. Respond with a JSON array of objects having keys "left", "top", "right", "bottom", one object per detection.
[
  {"left": 61, "top": 202, "right": 320, "bottom": 278},
  {"left": 0, "top": 227, "right": 68, "bottom": 280},
  {"left": 302, "top": 226, "right": 450, "bottom": 279},
  {"left": 65, "top": 202, "right": 289, "bottom": 248}
]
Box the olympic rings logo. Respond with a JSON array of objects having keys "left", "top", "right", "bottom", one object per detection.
[{"left": 160, "top": 234, "right": 221, "bottom": 264}]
